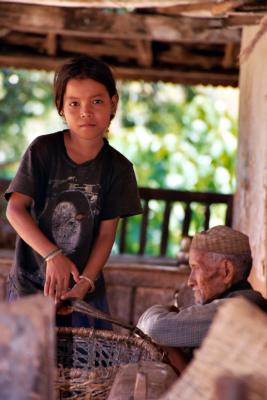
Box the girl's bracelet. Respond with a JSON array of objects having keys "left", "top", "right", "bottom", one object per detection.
[
  {"left": 79, "top": 275, "right": 95, "bottom": 293},
  {"left": 44, "top": 248, "right": 62, "bottom": 263}
]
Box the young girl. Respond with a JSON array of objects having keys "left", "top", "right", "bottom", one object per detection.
[{"left": 5, "top": 55, "right": 142, "bottom": 328}]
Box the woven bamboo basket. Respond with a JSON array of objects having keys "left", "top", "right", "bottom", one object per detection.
[{"left": 55, "top": 298, "right": 164, "bottom": 400}]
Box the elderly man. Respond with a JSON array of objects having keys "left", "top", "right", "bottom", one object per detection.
[{"left": 137, "top": 225, "right": 267, "bottom": 370}]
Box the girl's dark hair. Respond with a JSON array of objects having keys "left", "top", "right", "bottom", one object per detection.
[{"left": 54, "top": 55, "right": 118, "bottom": 115}]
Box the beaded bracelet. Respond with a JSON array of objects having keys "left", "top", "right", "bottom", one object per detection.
[
  {"left": 79, "top": 275, "right": 95, "bottom": 293},
  {"left": 44, "top": 248, "right": 62, "bottom": 262}
]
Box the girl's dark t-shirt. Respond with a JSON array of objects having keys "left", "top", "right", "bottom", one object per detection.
[{"left": 5, "top": 130, "right": 142, "bottom": 296}]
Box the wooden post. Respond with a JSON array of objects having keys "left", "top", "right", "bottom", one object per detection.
[{"left": 234, "top": 25, "right": 267, "bottom": 296}]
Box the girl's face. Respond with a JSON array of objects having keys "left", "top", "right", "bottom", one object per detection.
[{"left": 62, "top": 78, "right": 118, "bottom": 142}]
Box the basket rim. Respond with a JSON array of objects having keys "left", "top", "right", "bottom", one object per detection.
[{"left": 56, "top": 327, "right": 164, "bottom": 360}]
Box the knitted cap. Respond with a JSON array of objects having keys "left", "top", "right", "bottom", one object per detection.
[{"left": 191, "top": 225, "right": 251, "bottom": 255}]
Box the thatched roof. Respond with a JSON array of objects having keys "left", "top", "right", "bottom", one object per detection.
[{"left": 0, "top": 0, "right": 266, "bottom": 85}]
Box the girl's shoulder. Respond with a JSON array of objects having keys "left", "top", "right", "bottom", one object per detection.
[
  {"left": 105, "top": 141, "right": 133, "bottom": 170},
  {"left": 29, "top": 130, "right": 64, "bottom": 150}
]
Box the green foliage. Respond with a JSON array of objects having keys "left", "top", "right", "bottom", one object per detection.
[
  {"left": 110, "top": 81, "right": 238, "bottom": 256},
  {"left": 111, "top": 81, "right": 237, "bottom": 193},
  {"left": 0, "top": 69, "right": 54, "bottom": 177}
]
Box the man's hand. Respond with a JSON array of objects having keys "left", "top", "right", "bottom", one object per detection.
[{"left": 44, "top": 252, "right": 80, "bottom": 301}]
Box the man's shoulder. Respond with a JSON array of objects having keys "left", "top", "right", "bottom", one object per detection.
[{"left": 227, "top": 288, "right": 267, "bottom": 311}]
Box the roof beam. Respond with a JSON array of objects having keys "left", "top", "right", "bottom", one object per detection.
[
  {"left": 0, "top": 3, "right": 241, "bottom": 43},
  {"left": 0, "top": 53, "right": 238, "bottom": 86},
  {"left": 0, "top": 0, "right": 257, "bottom": 11}
]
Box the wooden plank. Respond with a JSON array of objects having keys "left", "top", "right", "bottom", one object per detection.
[
  {"left": 133, "top": 287, "right": 176, "bottom": 324},
  {"left": 116, "top": 67, "right": 238, "bottom": 86},
  {"left": 155, "top": 0, "right": 249, "bottom": 15},
  {"left": 159, "top": 44, "right": 228, "bottom": 69},
  {"left": 234, "top": 25, "right": 267, "bottom": 297},
  {"left": 222, "top": 42, "right": 237, "bottom": 68},
  {"left": 60, "top": 37, "right": 137, "bottom": 59},
  {"left": 139, "top": 187, "right": 233, "bottom": 204},
  {"left": 225, "top": 197, "right": 233, "bottom": 226},
  {"left": 104, "top": 264, "right": 189, "bottom": 288},
  {"left": 105, "top": 284, "right": 132, "bottom": 326},
  {"left": 1, "top": 32, "right": 238, "bottom": 73},
  {"left": 0, "top": 54, "right": 240, "bottom": 85},
  {"left": 224, "top": 11, "right": 266, "bottom": 27},
  {"left": 0, "top": 3, "right": 241, "bottom": 43},
  {"left": 204, "top": 204, "right": 211, "bottom": 230},
  {"left": 160, "top": 201, "right": 172, "bottom": 257},
  {"left": 182, "top": 203, "right": 192, "bottom": 236},
  {"left": 2, "top": 32, "right": 235, "bottom": 70},
  {"left": 119, "top": 218, "right": 128, "bottom": 253},
  {"left": 139, "top": 200, "right": 149, "bottom": 255},
  {"left": 45, "top": 32, "right": 57, "bottom": 56},
  {"left": 0, "top": 0, "right": 252, "bottom": 8},
  {"left": 135, "top": 40, "right": 153, "bottom": 67},
  {"left": 108, "top": 361, "right": 177, "bottom": 400}
]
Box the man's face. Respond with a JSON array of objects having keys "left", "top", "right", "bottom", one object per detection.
[{"left": 188, "top": 248, "right": 228, "bottom": 304}]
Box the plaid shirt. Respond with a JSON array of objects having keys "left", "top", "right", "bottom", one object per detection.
[
  {"left": 137, "top": 282, "right": 266, "bottom": 348},
  {"left": 137, "top": 300, "right": 224, "bottom": 348}
]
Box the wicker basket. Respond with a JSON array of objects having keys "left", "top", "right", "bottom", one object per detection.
[{"left": 55, "top": 298, "right": 164, "bottom": 400}]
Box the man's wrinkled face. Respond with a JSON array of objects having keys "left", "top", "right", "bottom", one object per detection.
[{"left": 188, "top": 249, "right": 228, "bottom": 304}]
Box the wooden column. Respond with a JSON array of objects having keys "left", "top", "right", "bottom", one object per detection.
[{"left": 234, "top": 25, "right": 267, "bottom": 296}]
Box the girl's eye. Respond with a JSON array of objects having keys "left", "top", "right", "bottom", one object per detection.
[
  {"left": 93, "top": 99, "right": 103, "bottom": 105},
  {"left": 69, "top": 101, "right": 79, "bottom": 107}
]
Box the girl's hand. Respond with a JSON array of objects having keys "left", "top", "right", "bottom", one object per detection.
[
  {"left": 60, "top": 279, "right": 92, "bottom": 301},
  {"left": 44, "top": 252, "right": 80, "bottom": 301}
]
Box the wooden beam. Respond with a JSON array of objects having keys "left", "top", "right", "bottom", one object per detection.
[
  {"left": 135, "top": 40, "right": 153, "bottom": 67},
  {"left": 159, "top": 44, "right": 226, "bottom": 69},
  {"left": 0, "top": 3, "right": 241, "bottom": 43},
  {"left": 156, "top": 0, "right": 250, "bottom": 16},
  {"left": 0, "top": 0, "right": 254, "bottom": 9},
  {"left": 222, "top": 42, "right": 237, "bottom": 68},
  {"left": 45, "top": 33, "right": 57, "bottom": 56},
  {"left": 1, "top": 32, "right": 234, "bottom": 73},
  {"left": 3, "top": 32, "right": 45, "bottom": 49},
  {"left": 60, "top": 37, "right": 137, "bottom": 60},
  {"left": 224, "top": 12, "right": 266, "bottom": 27},
  {"left": 0, "top": 53, "right": 238, "bottom": 86}
]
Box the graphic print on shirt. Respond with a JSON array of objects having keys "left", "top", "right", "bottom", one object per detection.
[{"left": 39, "top": 176, "right": 101, "bottom": 255}]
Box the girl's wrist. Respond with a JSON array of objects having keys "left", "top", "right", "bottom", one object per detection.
[
  {"left": 44, "top": 248, "right": 62, "bottom": 262},
  {"left": 79, "top": 275, "right": 95, "bottom": 293}
]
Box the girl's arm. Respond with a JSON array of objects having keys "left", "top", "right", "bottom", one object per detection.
[
  {"left": 6, "top": 192, "right": 80, "bottom": 299},
  {"left": 61, "top": 217, "right": 119, "bottom": 299}
]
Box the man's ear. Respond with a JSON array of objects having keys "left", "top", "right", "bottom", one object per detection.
[{"left": 220, "top": 259, "right": 235, "bottom": 285}]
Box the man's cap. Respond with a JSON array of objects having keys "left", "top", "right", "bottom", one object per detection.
[{"left": 191, "top": 225, "right": 251, "bottom": 256}]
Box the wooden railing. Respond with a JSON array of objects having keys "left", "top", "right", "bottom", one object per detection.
[
  {"left": 0, "top": 179, "right": 233, "bottom": 260},
  {"left": 117, "top": 187, "right": 233, "bottom": 258}
]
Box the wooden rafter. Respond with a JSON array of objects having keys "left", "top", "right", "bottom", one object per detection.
[
  {"left": 1, "top": 0, "right": 264, "bottom": 85},
  {"left": 135, "top": 40, "right": 153, "bottom": 67},
  {"left": 0, "top": 4, "right": 241, "bottom": 43},
  {"left": 45, "top": 33, "right": 57, "bottom": 56},
  {"left": 0, "top": 53, "right": 238, "bottom": 86},
  {"left": 0, "top": 0, "right": 257, "bottom": 10}
]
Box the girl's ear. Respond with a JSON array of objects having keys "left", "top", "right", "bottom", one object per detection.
[
  {"left": 111, "top": 94, "right": 119, "bottom": 115},
  {"left": 221, "top": 259, "right": 235, "bottom": 285}
]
